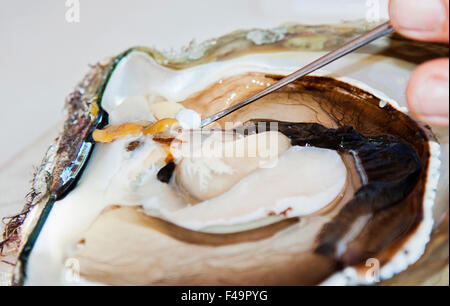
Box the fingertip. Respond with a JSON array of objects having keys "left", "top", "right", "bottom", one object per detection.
[
  {"left": 389, "top": 0, "right": 449, "bottom": 43},
  {"left": 406, "top": 58, "right": 449, "bottom": 127}
]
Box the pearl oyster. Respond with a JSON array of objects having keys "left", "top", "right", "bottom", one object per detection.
[{"left": 1, "top": 22, "right": 448, "bottom": 286}]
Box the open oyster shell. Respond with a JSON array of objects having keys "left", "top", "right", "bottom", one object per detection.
[{"left": 1, "top": 21, "right": 448, "bottom": 286}]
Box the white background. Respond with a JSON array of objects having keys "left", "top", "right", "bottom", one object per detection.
[{"left": 0, "top": 0, "right": 388, "bottom": 166}]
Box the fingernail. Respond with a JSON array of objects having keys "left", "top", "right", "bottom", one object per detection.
[
  {"left": 413, "top": 76, "right": 449, "bottom": 124},
  {"left": 391, "top": 0, "right": 446, "bottom": 32}
]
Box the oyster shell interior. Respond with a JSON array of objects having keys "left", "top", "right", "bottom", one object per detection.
[{"left": 19, "top": 50, "right": 440, "bottom": 286}]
